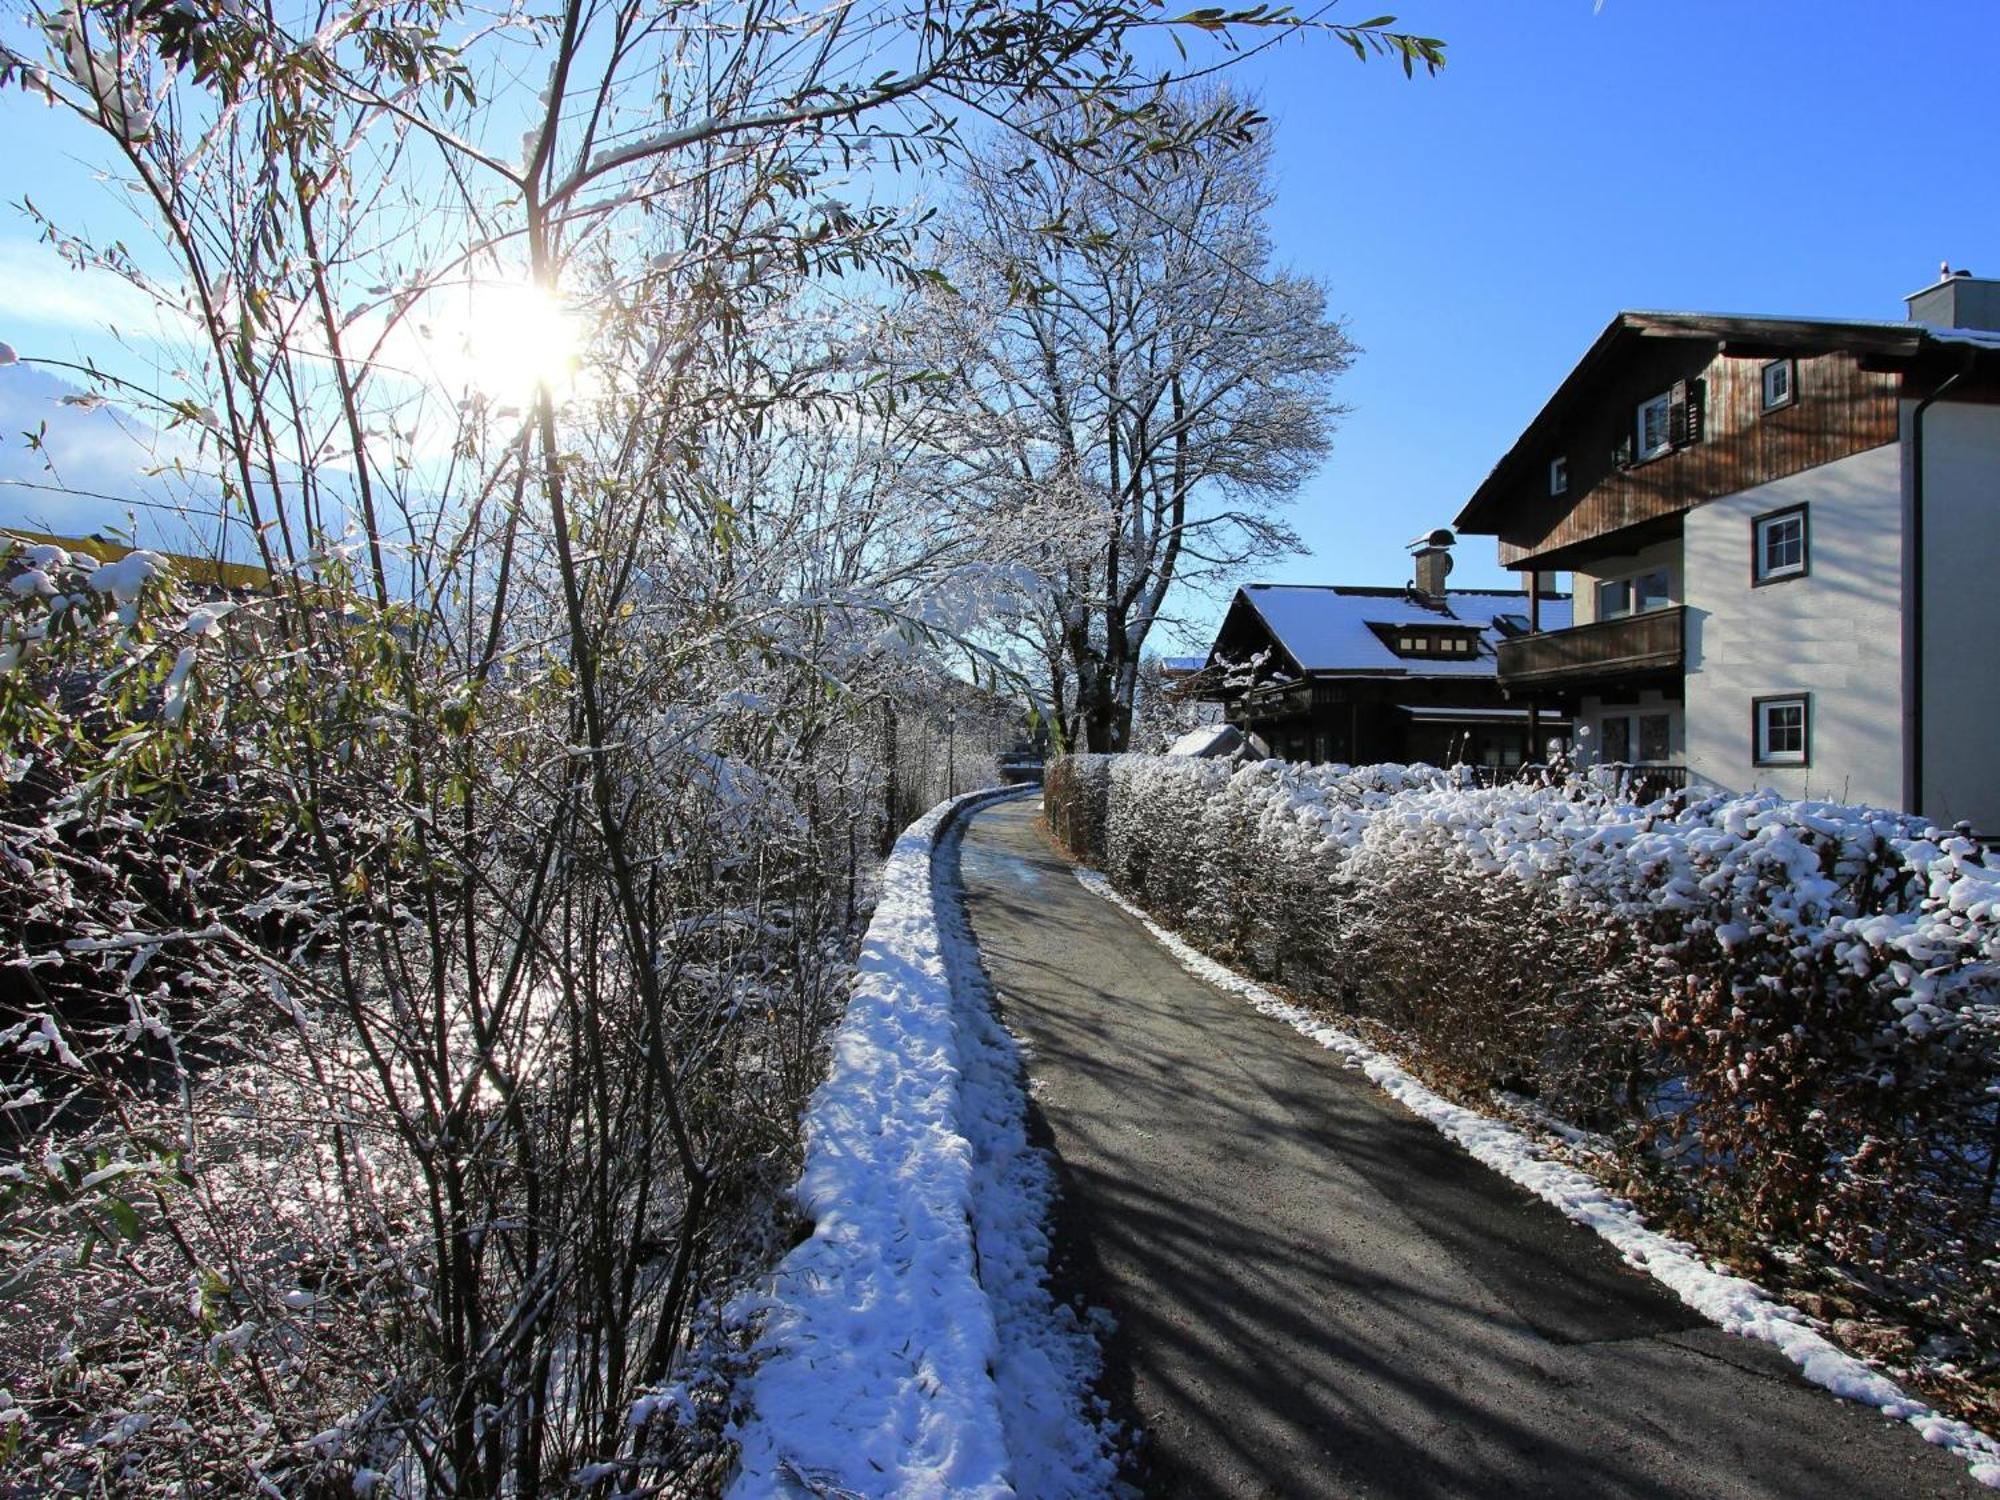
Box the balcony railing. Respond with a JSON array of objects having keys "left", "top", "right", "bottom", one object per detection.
[
  {"left": 1468, "top": 761, "right": 1691, "bottom": 804},
  {"left": 1496, "top": 605, "right": 1685, "bottom": 691}
]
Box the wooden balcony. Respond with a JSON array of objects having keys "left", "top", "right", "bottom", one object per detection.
[{"left": 1497, "top": 606, "right": 1685, "bottom": 691}]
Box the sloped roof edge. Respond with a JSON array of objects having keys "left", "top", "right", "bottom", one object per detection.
[{"left": 1453, "top": 311, "right": 1998, "bottom": 536}]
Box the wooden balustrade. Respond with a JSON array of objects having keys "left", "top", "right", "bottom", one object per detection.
[{"left": 1496, "top": 605, "right": 1685, "bottom": 691}]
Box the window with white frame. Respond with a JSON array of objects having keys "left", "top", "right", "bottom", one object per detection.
[
  {"left": 1549, "top": 455, "right": 1568, "bottom": 496},
  {"left": 1753, "top": 503, "right": 1808, "bottom": 584},
  {"left": 1753, "top": 694, "right": 1810, "bottom": 767},
  {"left": 1595, "top": 568, "right": 1671, "bottom": 620},
  {"left": 1761, "top": 358, "right": 1795, "bottom": 412},
  {"left": 1636, "top": 391, "right": 1674, "bottom": 461}
]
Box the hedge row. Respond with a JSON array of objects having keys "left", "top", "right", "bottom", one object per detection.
[{"left": 1044, "top": 754, "right": 2000, "bottom": 1369}]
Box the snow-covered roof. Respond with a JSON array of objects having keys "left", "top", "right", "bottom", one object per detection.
[
  {"left": 1220, "top": 584, "right": 1573, "bottom": 679},
  {"left": 1925, "top": 325, "right": 2000, "bottom": 350},
  {"left": 1166, "top": 722, "right": 1244, "bottom": 758}
]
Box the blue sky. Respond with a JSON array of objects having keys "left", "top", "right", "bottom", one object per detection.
[
  {"left": 1172, "top": 0, "right": 2000, "bottom": 646},
  {"left": 4, "top": 2, "right": 1999, "bottom": 641}
]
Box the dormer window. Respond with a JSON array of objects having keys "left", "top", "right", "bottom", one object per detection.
[
  {"left": 1549, "top": 456, "right": 1568, "bottom": 496},
  {"left": 1378, "top": 625, "right": 1483, "bottom": 659}
]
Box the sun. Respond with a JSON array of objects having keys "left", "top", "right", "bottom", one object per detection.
[{"left": 442, "top": 279, "right": 583, "bottom": 405}]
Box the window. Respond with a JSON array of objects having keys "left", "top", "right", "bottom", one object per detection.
[
  {"left": 1599, "top": 711, "right": 1673, "bottom": 765},
  {"left": 1549, "top": 456, "right": 1568, "bottom": 496},
  {"left": 1761, "top": 358, "right": 1796, "bottom": 412},
  {"left": 1753, "top": 694, "right": 1811, "bottom": 767},
  {"left": 1753, "top": 503, "right": 1809, "bottom": 585},
  {"left": 1636, "top": 391, "right": 1674, "bottom": 461},
  {"left": 1639, "top": 713, "right": 1671, "bottom": 763},
  {"left": 1596, "top": 568, "right": 1671, "bottom": 620},
  {"left": 1384, "top": 629, "right": 1482, "bottom": 658},
  {"left": 1600, "top": 715, "right": 1632, "bottom": 764}
]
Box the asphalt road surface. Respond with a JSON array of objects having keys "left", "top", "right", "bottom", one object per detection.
[{"left": 955, "top": 795, "right": 1985, "bottom": 1500}]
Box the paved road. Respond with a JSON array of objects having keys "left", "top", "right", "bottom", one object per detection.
[{"left": 956, "top": 796, "right": 1984, "bottom": 1499}]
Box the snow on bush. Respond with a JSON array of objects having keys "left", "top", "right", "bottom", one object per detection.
[
  {"left": 1045, "top": 754, "right": 2000, "bottom": 1406},
  {"left": 1076, "top": 863, "right": 2000, "bottom": 1488},
  {"left": 1, "top": 530, "right": 1002, "bottom": 1493},
  {"left": 730, "top": 786, "right": 1116, "bottom": 1498}
]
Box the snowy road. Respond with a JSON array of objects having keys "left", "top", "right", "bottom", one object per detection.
[{"left": 957, "top": 796, "right": 1985, "bottom": 1499}]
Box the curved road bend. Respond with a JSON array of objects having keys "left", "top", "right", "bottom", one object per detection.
[{"left": 956, "top": 796, "right": 1983, "bottom": 1500}]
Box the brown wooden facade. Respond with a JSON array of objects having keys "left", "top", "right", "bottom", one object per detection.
[
  {"left": 1494, "top": 606, "right": 1685, "bottom": 693},
  {"left": 1454, "top": 313, "right": 1997, "bottom": 574},
  {"left": 1500, "top": 352, "right": 1897, "bottom": 570},
  {"left": 1224, "top": 675, "right": 1557, "bottom": 769},
  {"left": 1202, "top": 584, "right": 1573, "bottom": 769}
]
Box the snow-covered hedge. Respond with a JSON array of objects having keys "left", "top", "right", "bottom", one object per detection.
[
  {"left": 729, "top": 785, "right": 1113, "bottom": 1498},
  {"left": 1045, "top": 754, "right": 2000, "bottom": 1364}
]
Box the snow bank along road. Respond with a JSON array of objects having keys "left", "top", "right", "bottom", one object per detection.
[
  {"left": 958, "top": 795, "right": 1987, "bottom": 1499},
  {"left": 728, "top": 788, "right": 1117, "bottom": 1498}
]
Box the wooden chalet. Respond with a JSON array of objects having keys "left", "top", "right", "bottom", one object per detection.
[{"left": 1200, "top": 543, "right": 1572, "bottom": 769}]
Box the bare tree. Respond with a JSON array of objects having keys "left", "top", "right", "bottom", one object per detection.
[
  {"left": 0, "top": 0, "right": 1436, "bottom": 1489},
  {"left": 927, "top": 90, "right": 1359, "bottom": 750}
]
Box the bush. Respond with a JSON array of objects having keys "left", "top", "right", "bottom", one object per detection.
[{"left": 1046, "top": 753, "right": 2000, "bottom": 1375}]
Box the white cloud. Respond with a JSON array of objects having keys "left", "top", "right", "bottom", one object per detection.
[
  {"left": 0, "top": 363, "right": 224, "bottom": 553},
  {"left": 0, "top": 236, "right": 187, "bottom": 345}
]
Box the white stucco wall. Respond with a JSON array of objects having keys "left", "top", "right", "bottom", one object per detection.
[
  {"left": 1681, "top": 443, "right": 1903, "bottom": 806},
  {"left": 1913, "top": 400, "right": 2000, "bottom": 834}
]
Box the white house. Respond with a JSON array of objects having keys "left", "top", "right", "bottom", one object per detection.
[{"left": 1453, "top": 271, "right": 2000, "bottom": 833}]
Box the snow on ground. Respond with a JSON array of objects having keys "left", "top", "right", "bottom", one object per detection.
[
  {"left": 728, "top": 787, "right": 1116, "bottom": 1498},
  {"left": 1073, "top": 865, "right": 2000, "bottom": 1492}
]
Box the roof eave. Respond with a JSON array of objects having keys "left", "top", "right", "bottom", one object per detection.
[
  {"left": 1455, "top": 312, "right": 1637, "bottom": 535},
  {"left": 1454, "top": 312, "right": 1963, "bottom": 537},
  {"left": 1206, "top": 587, "right": 1309, "bottom": 679}
]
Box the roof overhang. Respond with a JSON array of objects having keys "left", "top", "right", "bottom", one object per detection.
[
  {"left": 1204, "top": 587, "right": 1307, "bottom": 679},
  {"left": 1453, "top": 312, "right": 2000, "bottom": 537}
]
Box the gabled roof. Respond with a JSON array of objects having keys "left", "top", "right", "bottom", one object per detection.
[
  {"left": 1454, "top": 311, "right": 2000, "bottom": 534},
  {"left": 1209, "top": 583, "right": 1572, "bottom": 680}
]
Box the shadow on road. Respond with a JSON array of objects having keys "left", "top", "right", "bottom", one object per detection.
[{"left": 954, "top": 798, "right": 1983, "bottom": 1500}]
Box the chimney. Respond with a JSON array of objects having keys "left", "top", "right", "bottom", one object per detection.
[
  {"left": 1409, "top": 527, "right": 1455, "bottom": 601},
  {"left": 1906, "top": 265, "right": 2000, "bottom": 332}
]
